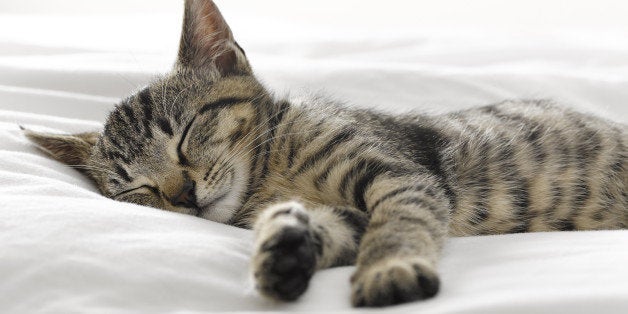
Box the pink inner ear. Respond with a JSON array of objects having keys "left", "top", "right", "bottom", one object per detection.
[
  {"left": 191, "top": 0, "right": 234, "bottom": 49},
  {"left": 182, "top": 0, "right": 240, "bottom": 75}
]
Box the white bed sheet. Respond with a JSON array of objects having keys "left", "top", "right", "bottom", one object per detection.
[{"left": 1, "top": 1, "right": 628, "bottom": 313}]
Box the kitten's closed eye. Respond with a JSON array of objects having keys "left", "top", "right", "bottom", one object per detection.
[
  {"left": 113, "top": 185, "right": 160, "bottom": 199},
  {"left": 177, "top": 117, "right": 197, "bottom": 166}
]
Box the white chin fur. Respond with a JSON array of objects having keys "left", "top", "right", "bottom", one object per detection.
[
  {"left": 199, "top": 160, "right": 248, "bottom": 224},
  {"left": 201, "top": 195, "right": 240, "bottom": 223}
]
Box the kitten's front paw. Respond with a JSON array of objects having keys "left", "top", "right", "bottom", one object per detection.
[
  {"left": 351, "top": 257, "right": 440, "bottom": 307},
  {"left": 252, "top": 202, "right": 317, "bottom": 301}
]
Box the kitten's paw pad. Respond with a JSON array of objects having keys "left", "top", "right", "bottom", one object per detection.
[
  {"left": 350, "top": 258, "right": 440, "bottom": 307},
  {"left": 254, "top": 226, "right": 317, "bottom": 301},
  {"left": 253, "top": 202, "right": 316, "bottom": 301}
]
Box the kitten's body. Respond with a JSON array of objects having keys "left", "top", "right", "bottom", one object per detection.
[
  {"left": 236, "top": 96, "right": 626, "bottom": 234},
  {"left": 26, "top": 0, "right": 626, "bottom": 308}
]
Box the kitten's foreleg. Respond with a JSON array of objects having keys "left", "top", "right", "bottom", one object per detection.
[
  {"left": 252, "top": 201, "right": 368, "bottom": 301},
  {"left": 351, "top": 175, "right": 450, "bottom": 307}
]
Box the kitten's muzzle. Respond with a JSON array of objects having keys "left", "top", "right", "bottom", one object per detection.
[{"left": 169, "top": 178, "right": 198, "bottom": 209}]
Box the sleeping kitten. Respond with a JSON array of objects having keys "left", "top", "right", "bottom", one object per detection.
[{"left": 25, "top": 0, "right": 626, "bottom": 307}]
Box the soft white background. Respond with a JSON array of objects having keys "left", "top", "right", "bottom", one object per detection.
[
  {"left": 1, "top": 0, "right": 628, "bottom": 121},
  {"left": 0, "top": 0, "right": 627, "bottom": 313}
]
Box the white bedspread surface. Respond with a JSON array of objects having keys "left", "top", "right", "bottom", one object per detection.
[{"left": 1, "top": 1, "right": 627, "bottom": 313}]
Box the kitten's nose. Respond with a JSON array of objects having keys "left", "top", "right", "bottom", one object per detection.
[{"left": 169, "top": 178, "right": 198, "bottom": 208}]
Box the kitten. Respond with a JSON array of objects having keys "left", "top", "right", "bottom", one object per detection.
[{"left": 25, "top": 0, "right": 626, "bottom": 307}]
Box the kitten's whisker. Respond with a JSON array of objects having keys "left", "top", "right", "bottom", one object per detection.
[
  {"left": 216, "top": 105, "right": 295, "bottom": 166},
  {"left": 235, "top": 126, "right": 326, "bottom": 162},
  {"left": 70, "top": 164, "right": 117, "bottom": 177},
  {"left": 202, "top": 145, "right": 232, "bottom": 182},
  {"left": 223, "top": 129, "right": 325, "bottom": 167},
  {"left": 88, "top": 162, "right": 121, "bottom": 177},
  {"left": 240, "top": 118, "right": 351, "bottom": 163},
  {"left": 169, "top": 84, "right": 193, "bottom": 116},
  {"left": 246, "top": 138, "right": 382, "bottom": 173},
  {"left": 225, "top": 98, "right": 292, "bottom": 153}
]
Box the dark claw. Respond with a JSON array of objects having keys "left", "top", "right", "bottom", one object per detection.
[{"left": 417, "top": 273, "right": 439, "bottom": 298}]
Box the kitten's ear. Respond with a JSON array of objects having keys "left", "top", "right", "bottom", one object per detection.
[
  {"left": 176, "top": 0, "right": 251, "bottom": 76},
  {"left": 23, "top": 128, "right": 98, "bottom": 169}
]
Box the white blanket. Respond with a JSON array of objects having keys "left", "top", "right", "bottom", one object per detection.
[{"left": 1, "top": 1, "right": 627, "bottom": 313}]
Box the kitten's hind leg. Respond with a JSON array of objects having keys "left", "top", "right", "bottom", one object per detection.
[{"left": 252, "top": 201, "right": 368, "bottom": 301}]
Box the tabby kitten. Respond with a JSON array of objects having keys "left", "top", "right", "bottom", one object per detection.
[{"left": 25, "top": 0, "right": 626, "bottom": 307}]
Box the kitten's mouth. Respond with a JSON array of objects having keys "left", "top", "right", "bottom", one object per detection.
[{"left": 195, "top": 191, "right": 229, "bottom": 218}]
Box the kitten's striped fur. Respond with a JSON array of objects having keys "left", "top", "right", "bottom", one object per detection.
[{"left": 25, "top": 0, "right": 626, "bottom": 307}]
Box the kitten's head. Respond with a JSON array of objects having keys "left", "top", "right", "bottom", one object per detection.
[{"left": 25, "top": 0, "right": 272, "bottom": 223}]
